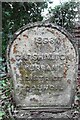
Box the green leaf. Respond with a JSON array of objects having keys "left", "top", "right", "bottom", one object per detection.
[
  {"left": 5, "top": 11, "right": 10, "bottom": 17},
  {"left": 0, "top": 111, "right": 5, "bottom": 120},
  {"left": 0, "top": 58, "right": 2, "bottom": 62}
]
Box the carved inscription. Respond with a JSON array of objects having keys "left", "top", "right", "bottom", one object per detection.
[
  {"left": 34, "top": 37, "right": 56, "bottom": 45},
  {"left": 9, "top": 25, "right": 77, "bottom": 107}
]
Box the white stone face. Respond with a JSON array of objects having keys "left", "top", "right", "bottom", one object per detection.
[{"left": 8, "top": 25, "right": 77, "bottom": 107}]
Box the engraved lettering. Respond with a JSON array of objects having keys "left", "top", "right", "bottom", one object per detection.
[{"left": 34, "top": 37, "right": 57, "bottom": 46}]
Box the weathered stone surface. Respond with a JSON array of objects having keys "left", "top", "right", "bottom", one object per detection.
[
  {"left": 7, "top": 22, "right": 78, "bottom": 110},
  {"left": 13, "top": 109, "right": 80, "bottom": 119}
]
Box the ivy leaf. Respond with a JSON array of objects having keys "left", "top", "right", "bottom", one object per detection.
[
  {"left": 0, "top": 111, "right": 5, "bottom": 120},
  {"left": 5, "top": 11, "right": 10, "bottom": 17}
]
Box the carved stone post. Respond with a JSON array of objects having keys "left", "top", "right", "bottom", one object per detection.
[{"left": 7, "top": 22, "right": 79, "bottom": 119}]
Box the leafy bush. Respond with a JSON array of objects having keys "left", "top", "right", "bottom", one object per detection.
[
  {"left": 49, "top": 1, "right": 79, "bottom": 33},
  {"left": 2, "top": 2, "right": 48, "bottom": 56},
  {"left": 0, "top": 57, "right": 15, "bottom": 120}
]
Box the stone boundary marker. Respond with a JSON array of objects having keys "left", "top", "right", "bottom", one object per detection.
[{"left": 7, "top": 22, "right": 79, "bottom": 119}]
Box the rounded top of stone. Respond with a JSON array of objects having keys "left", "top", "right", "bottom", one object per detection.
[{"left": 13, "top": 22, "right": 73, "bottom": 41}]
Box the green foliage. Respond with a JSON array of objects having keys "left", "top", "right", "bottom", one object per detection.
[
  {"left": 49, "top": 1, "right": 79, "bottom": 32},
  {"left": 0, "top": 111, "right": 5, "bottom": 120},
  {"left": 0, "top": 57, "right": 14, "bottom": 120},
  {"left": 2, "top": 2, "right": 48, "bottom": 56}
]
